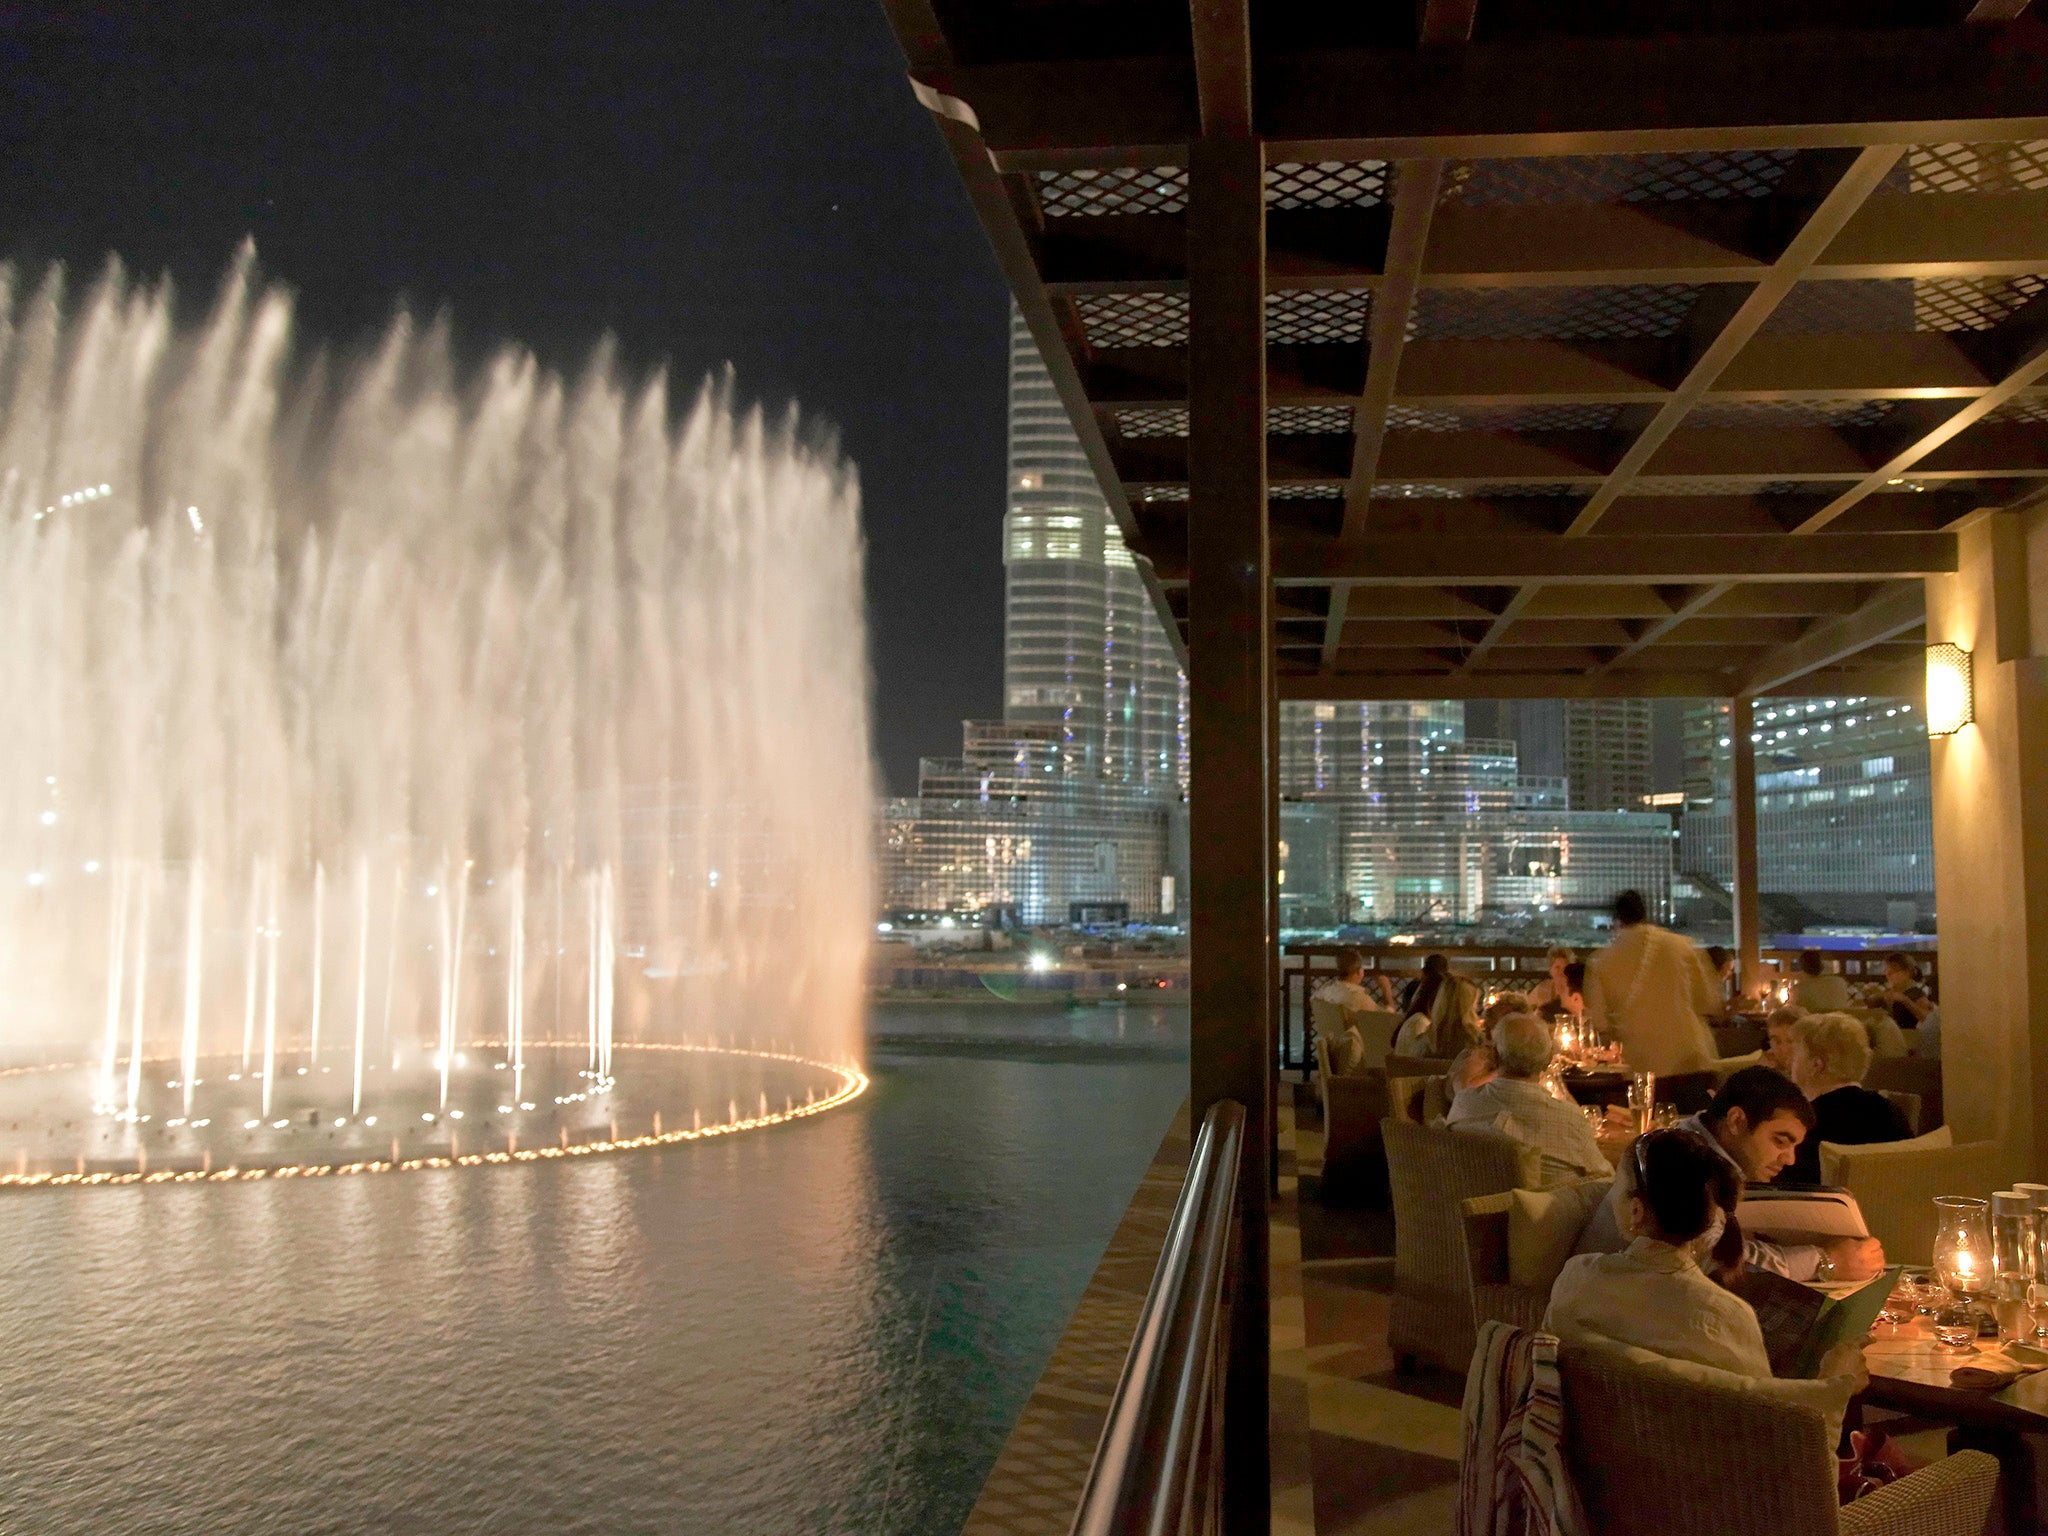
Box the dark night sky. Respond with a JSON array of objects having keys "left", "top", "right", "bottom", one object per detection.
[
  {"left": 0, "top": 2, "right": 1010, "bottom": 795},
  {"left": 0, "top": 4, "right": 1687, "bottom": 795}
]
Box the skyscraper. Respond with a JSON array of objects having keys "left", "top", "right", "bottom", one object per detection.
[
  {"left": 1562, "top": 698, "right": 1654, "bottom": 812},
  {"left": 1677, "top": 696, "right": 1933, "bottom": 930},
  {"left": 1278, "top": 700, "right": 1671, "bottom": 926},
  {"left": 1002, "top": 302, "right": 1186, "bottom": 792},
  {"left": 874, "top": 307, "right": 1189, "bottom": 926}
]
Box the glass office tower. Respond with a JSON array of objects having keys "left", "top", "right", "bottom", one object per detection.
[{"left": 1677, "top": 696, "right": 1934, "bottom": 930}]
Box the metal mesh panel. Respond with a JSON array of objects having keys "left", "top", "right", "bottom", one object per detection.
[
  {"left": 1982, "top": 394, "right": 2048, "bottom": 426},
  {"left": 1114, "top": 407, "right": 1188, "bottom": 439},
  {"left": 1409, "top": 284, "right": 1702, "bottom": 341},
  {"left": 1266, "top": 290, "right": 1372, "bottom": 344},
  {"left": 1371, "top": 482, "right": 1464, "bottom": 499},
  {"left": 1762, "top": 280, "right": 1916, "bottom": 335},
  {"left": 1268, "top": 405, "right": 1355, "bottom": 435},
  {"left": 1270, "top": 484, "right": 1345, "bottom": 500},
  {"left": 1683, "top": 399, "right": 1899, "bottom": 430},
  {"left": 1764, "top": 276, "right": 2048, "bottom": 334},
  {"left": 1074, "top": 292, "right": 1188, "bottom": 348},
  {"left": 1388, "top": 402, "right": 1623, "bottom": 433},
  {"left": 1628, "top": 478, "right": 1827, "bottom": 496},
  {"left": 1915, "top": 275, "right": 2048, "bottom": 332},
  {"left": 1265, "top": 161, "right": 1389, "bottom": 209},
  {"left": 1439, "top": 150, "right": 1797, "bottom": 206},
  {"left": 1908, "top": 142, "right": 2048, "bottom": 195},
  {"left": 1467, "top": 482, "right": 1594, "bottom": 497},
  {"left": 1037, "top": 167, "right": 1187, "bottom": 217}
]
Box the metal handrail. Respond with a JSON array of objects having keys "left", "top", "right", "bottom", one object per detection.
[{"left": 1069, "top": 1099, "right": 1247, "bottom": 1536}]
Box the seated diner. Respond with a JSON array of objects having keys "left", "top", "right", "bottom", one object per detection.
[
  {"left": 1777, "top": 1011, "right": 1913, "bottom": 1186},
  {"left": 1445, "top": 1012, "right": 1610, "bottom": 1187}
]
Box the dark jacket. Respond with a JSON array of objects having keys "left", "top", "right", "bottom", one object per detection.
[{"left": 1778, "top": 1084, "right": 1912, "bottom": 1186}]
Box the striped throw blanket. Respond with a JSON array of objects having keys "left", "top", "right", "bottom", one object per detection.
[{"left": 1457, "top": 1321, "right": 1590, "bottom": 1536}]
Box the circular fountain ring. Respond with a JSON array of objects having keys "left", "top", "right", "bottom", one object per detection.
[{"left": 0, "top": 1041, "right": 868, "bottom": 1191}]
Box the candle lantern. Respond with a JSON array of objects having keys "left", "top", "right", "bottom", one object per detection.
[{"left": 1933, "top": 1195, "right": 1994, "bottom": 1302}]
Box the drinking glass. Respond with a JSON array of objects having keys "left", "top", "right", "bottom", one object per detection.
[
  {"left": 1902, "top": 1269, "right": 1949, "bottom": 1318},
  {"left": 2028, "top": 1281, "right": 2048, "bottom": 1342},
  {"left": 1933, "top": 1303, "right": 1979, "bottom": 1350},
  {"left": 1993, "top": 1191, "right": 2037, "bottom": 1302},
  {"left": 1628, "top": 1070, "right": 1656, "bottom": 1136}
]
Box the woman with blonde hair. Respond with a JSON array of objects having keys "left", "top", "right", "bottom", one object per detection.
[{"left": 1776, "top": 1012, "right": 1911, "bottom": 1185}]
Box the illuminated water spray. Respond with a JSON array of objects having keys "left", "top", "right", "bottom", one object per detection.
[{"left": 0, "top": 248, "right": 873, "bottom": 1164}]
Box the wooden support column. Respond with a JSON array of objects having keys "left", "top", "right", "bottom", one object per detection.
[
  {"left": 1926, "top": 508, "right": 2048, "bottom": 1170},
  {"left": 1729, "top": 696, "right": 1764, "bottom": 995},
  {"left": 1187, "top": 131, "right": 1272, "bottom": 1536}
]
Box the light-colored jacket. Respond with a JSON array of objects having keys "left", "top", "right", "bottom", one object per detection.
[
  {"left": 1545, "top": 1239, "right": 1856, "bottom": 1430},
  {"left": 1583, "top": 923, "right": 1718, "bottom": 1077},
  {"left": 1447, "top": 1076, "right": 1612, "bottom": 1188}
]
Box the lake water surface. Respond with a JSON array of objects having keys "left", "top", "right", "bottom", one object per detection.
[{"left": 0, "top": 1001, "right": 1188, "bottom": 1535}]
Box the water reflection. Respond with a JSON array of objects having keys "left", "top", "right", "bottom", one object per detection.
[{"left": 0, "top": 1003, "right": 1186, "bottom": 1535}]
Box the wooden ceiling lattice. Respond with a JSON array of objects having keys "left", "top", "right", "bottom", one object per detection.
[{"left": 886, "top": 0, "right": 2048, "bottom": 700}]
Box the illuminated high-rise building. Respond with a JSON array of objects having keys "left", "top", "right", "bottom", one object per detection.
[
  {"left": 1562, "top": 698, "right": 1655, "bottom": 812},
  {"left": 1002, "top": 302, "right": 1186, "bottom": 792},
  {"left": 874, "top": 306, "right": 1189, "bottom": 926},
  {"left": 1677, "top": 696, "right": 1934, "bottom": 931},
  {"left": 1279, "top": 700, "right": 1671, "bottom": 927}
]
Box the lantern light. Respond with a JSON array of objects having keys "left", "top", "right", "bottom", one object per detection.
[{"left": 1924, "top": 643, "right": 1974, "bottom": 737}]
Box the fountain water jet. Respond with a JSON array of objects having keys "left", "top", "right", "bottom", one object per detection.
[{"left": 0, "top": 249, "right": 873, "bottom": 1180}]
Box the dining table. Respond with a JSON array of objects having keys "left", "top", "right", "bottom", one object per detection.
[{"left": 1862, "top": 1316, "right": 2048, "bottom": 1531}]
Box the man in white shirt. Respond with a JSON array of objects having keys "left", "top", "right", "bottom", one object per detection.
[
  {"left": 1584, "top": 889, "right": 1719, "bottom": 1083},
  {"left": 1446, "top": 1012, "right": 1610, "bottom": 1187},
  {"left": 1311, "top": 949, "right": 1376, "bottom": 1015}
]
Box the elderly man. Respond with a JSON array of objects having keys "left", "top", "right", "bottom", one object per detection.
[
  {"left": 1446, "top": 1012, "right": 1610, "bottom": 1187},
  {"left": 1584, "top": 889, "right": 1720, "bottom": 1103}
]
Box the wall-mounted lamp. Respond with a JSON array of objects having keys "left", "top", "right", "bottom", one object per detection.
[{"left": 1925, "top": 642, "right": 1974, "bottom": 736}]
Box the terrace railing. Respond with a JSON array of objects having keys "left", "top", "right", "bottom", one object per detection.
[{"left": 1069, "top": 1098, "right": 1246, "bottom": 1536}]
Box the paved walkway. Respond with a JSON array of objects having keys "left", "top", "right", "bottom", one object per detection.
[{"left": 1273, "top": 1094, "right": 1468, "bottom": 1536}]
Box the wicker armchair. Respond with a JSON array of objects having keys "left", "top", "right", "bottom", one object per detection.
[
  {"left": 1822, "top": 1136, "right": 2002, "bottom": 1264},
  {"left": 1312, "top": 1035, "right": 1392, "bottom": 1205},
  {"left": 1384, "top": 1118, "right": 1539, "bottom": 1374},
  {"left": 1556, "top": 1338, "right": 1999, "bottom": 1536},
  {"left": 1459, "top": 1192, "right": 1552, "bottom": 1337}
]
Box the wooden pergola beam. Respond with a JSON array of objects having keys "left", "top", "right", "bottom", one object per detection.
[
  {"left": 1279, "top": 658, "right": 1926, "bottom": 700},
  {"left": 1455, "top": 584, "right": 1540, "bottom": 671},
  {"left": 1086, "top": 334, "right": 2006, "bottom": 408},
  {"left": 1152, "top": 531, "right": 1958, "bottom": 584},
  {"left": 1739, "top": 581, "right": 1927, "bottom": 695},
  {"left": 1340, "top": 158, "right": 1443, "bottom": 543},
  {"left": 1567, "top": 146, "right": 1906, "bottom": 536},
  {"left": 1110, "top": 420, "right": 2048, "bottom": 486},
  {"left": 1795, "top": 308, "right": 2048, "bottom": 532},
  {"left": 1042, "top": 192, "right": 2048, "bottom": 293},
  {"left": 925, "top": 24, "right": 2048, "bottom": 165}
]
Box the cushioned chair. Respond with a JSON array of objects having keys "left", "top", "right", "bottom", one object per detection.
[
  {"left": 1383, "top": 1054, "right": 1457, "bottom": 1122},
  {"left": 1384, "top": 1117, "right": 1538, "bottom": 1374},
  {"left": 1876, "top": 1089, "right": 1924, "bottom": 1139},
  {"left": 1821, "top": 1132, "right": 2001, "bottom": 1264},
  {"left": 1459, "top": 1180, "right": 1609, "bottom": 1340},
  {"left": 1312, "top": 1035, "right": 1392, "bottom": 1205},
  {"left": 1866, "top": 1056, "right": 1943, "bottom": 1130},
  {"left": 1555, "top": 1338, "right": 2000, "bottom": 1535}
]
